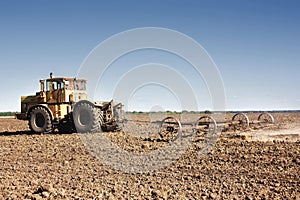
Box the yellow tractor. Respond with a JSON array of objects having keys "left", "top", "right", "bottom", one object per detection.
[{"left": 16, "top": 73, "right": 123, "bottom": 133}]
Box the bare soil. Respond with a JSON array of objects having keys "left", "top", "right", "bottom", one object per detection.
[{"left": 0, "top": 112, "right": 299, "bottom": 199}]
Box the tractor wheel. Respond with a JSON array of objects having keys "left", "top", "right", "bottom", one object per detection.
[
  {"left": 29, "top": 107, "right": 53, "bottom": 133},
  {"left": 73, "top": 102, "right": 102, "bottom": 133}
]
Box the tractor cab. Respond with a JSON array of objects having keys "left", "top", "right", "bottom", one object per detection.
[{"left": 39, "top": 74, "right": 88, "bottom": 104}]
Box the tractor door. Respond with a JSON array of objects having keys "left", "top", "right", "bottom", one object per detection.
[
  {"left": 46, "top": 80, "right": 66, "bottom": 103},
  {"left": 56, "top": 81, "right": 65, "bottom": 103}
]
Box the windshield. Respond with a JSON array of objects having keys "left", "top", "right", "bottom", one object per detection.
[{"left": 46, "top": 80, "right": 65, "bottom": 91}]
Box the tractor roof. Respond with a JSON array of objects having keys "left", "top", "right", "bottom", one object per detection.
[{"left": 42, "top": 77, "right": 87, "bottom": 82}]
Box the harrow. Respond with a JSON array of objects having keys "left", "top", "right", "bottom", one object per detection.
[{"left": 132, "top": 112, "right": 275, "bottom": 140}]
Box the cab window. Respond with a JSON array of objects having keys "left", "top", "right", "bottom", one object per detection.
[
  {"left": 74, "top": 80, "right": 86, "bottom": 90},
  {"left": 46, "top": 80, "right": 64, "bottom": 91}
]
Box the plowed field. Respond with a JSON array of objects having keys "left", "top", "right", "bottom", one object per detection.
[{"left": 0, "top": 112, "right": 299, "bottom": 199}]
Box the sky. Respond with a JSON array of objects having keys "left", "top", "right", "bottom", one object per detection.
[{"left": 0, "top": 0, "right": 299, "bottom": 112}]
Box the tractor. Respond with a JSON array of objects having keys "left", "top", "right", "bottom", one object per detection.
[{"left": 16, "top": 73, "right": 123, "bottom": 133}]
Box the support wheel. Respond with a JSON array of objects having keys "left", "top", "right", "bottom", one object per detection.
[
  {"left": 232, "top": 113, "right": 249, "bottom": 130},
  {"left": 73, "top": 101, "right": 102, "bottom": 133},
  {"left": 258, "top": 112, "right": 274, "bottom": 126},
  {"left": 159, "top": 117, "right": 182, "bottom": 141},
  {"left": 195, "top": 116, "right": 217, "bottom": 134},
  {"left": 29, "top": 106, "right": 52, "bottom": 133}
]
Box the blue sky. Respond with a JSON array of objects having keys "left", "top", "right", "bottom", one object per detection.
[{"left": 0, "top": 0, "right": 299, "bottom": 111}]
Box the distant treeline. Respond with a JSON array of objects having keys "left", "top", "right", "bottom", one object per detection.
[
  {"left": 0, "top": 112, "right": 16, "bottom": 116},
  {"left": 126, "top": 110, "right": 300, "bottom": 114},
  {"left": 126, "top": 110, "right": 212, "bottom": 114}
]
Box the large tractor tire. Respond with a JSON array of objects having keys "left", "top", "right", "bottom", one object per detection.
[
  {"left": 73, "top": 101, "right": 102, "bottom": 133},
  {"left": 29, "top": 106, "right": 53, "bottom": 133}
]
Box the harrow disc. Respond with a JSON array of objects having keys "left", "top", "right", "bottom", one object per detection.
[
  {"left": 194, "top": 116, "right": 217, "bottom": 134},
  {"left": 159, "top": 117, "right": 182, "bottom": 140},
  {"left": 232, "top": 113, "right": 250, "bottom": 130},
  {"left": 258, "top": 112, "right": 275, "bottom": 126}
]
